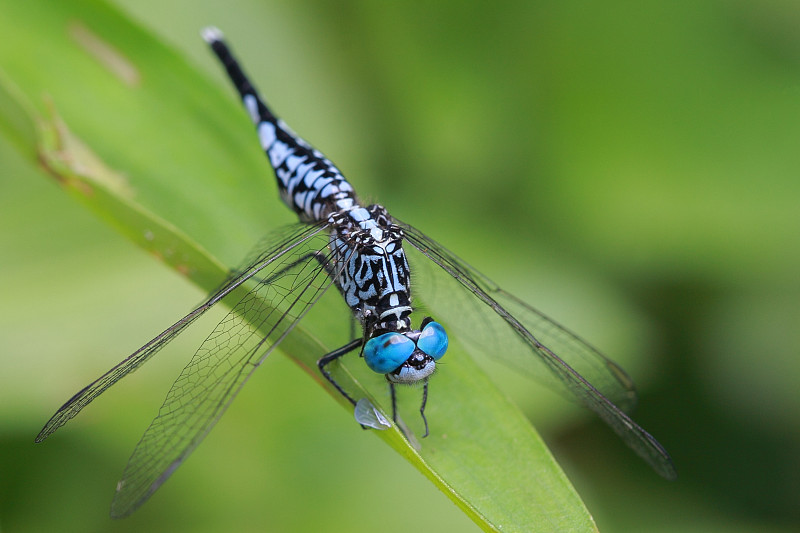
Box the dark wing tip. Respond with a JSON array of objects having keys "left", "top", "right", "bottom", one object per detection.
[{"left": 34, "top": 382, "right": 94, "bottom": 442}]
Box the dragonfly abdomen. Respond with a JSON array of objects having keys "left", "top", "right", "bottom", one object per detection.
[
  {"left": 204, "top": 26, "right": 357, "bottom": 222},
  {"left": 253, "top": 115, "right": 357, "bottom": 221}
]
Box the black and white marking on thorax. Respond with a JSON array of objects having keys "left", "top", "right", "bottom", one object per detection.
[{"left": 329, "top": 204, "right": 413, "bottom": 337}]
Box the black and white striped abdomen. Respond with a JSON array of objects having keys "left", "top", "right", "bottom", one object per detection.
[
  {"left": 204, "top": 28, "right": 413, "bottom": 333},
  {"left": 204, "top": 27, "right": 357, "bottom": 222},
  {"left": 242, "top": 96, "right": 357, "bottom": 221}
]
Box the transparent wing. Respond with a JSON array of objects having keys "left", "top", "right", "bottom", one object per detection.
[
  {"left": 36, "top": 222, "right": 331, "bottom": 443},
  {"left": 398, "top": 220, "right": 677, "bottom": 480},
  {"left": 107, "top": 225, "right": 350, "bottom": 517}
]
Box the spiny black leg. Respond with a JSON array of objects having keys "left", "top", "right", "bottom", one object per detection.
[
  {"left": 420, "top": 381, "right": 430, "bottom": 438},
  {"left": 390, "top": 383, "right": 429, "bottom": 439},
  {"left": 390, "top": 383, "right": 398, "bottom": 425},
  {"left": 318, "top": 338, "right": 362, "bottom": 406}
]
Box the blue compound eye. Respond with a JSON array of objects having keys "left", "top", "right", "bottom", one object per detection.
[
  {"left": 364, "top": 333, "right": 415, "bottom": 374},
  {"left": 417, "top": 321, "right": 448, "bottom": 360}
]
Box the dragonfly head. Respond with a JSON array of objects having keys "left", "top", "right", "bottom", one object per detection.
[{"left": 363, "top": 318, "right": 448, "bottom": 384}]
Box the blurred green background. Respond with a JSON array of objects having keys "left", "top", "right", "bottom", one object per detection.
[{"left": 2, "top": 0, "right": 799, "bottom": 531}]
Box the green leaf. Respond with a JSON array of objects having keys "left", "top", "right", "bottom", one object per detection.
[{"left": 0, "top": 1, "right": 595, "bottom": 530}]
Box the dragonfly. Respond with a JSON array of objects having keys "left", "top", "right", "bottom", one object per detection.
[{"left": 36, "top": 27, "right": 676, "bottom": 518}]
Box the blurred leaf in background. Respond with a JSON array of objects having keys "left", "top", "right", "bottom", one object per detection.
[{"left": 2, "top": 0, "right": 800, "bottom": 532}]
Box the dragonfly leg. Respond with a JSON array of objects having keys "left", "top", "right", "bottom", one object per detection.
[
  {"left": 318, "top": 338, "right": 362, "bottom": 406},
  {"left": 390, "top": 381, "right": 430, "bottom": 438},
  {"left": 420, "top": 381, "right": 430, "bottom": 438},
  {"left": 390, "top": 383, "right": 398, "bottom": 424}
]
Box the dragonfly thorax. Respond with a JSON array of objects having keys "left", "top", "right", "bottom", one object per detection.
[{"left": 329, "top": 205, "right": 414, "bottom": 332}]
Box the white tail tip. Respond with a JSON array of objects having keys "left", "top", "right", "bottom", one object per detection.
[{"left": 201, "top": 26, "right": 223, "bottom": 44}]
